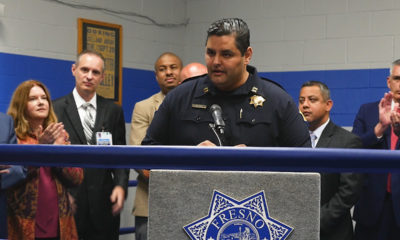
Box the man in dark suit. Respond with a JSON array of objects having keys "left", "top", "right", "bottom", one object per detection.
[
  {"left": 53, "top": 50, "right": 129, "bottom": 240},
  {"left": 352, "top": 59, "right": 400, "bottom": 240},
  {"left": 0, "top": 112, "right": 26, "bottom": 239},
  {"left": 299, "top": 81, "right": 363, "bottom": 240}
]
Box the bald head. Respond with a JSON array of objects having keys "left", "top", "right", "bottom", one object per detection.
[{"left": 179, "top": 62, "right": 208, "bottom": 83}]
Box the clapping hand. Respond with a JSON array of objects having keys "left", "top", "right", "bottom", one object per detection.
[
  {"left": 376, "top": 92, "right": 395, "bottom": 137},
  {"left": 35, "top": 122, "right": 65, "bottom": 144},
  {"left": 391, "top": 102, "right": 400, "bottom": 136},
  {"left": 0, "top": 165, "right": 10, "bottom": 174},
  {"left": 54, "top": 129, "right": 70, "bottom": 145},
  {"left": 379, "top": 92, "right": 393, "bottom": 127}
]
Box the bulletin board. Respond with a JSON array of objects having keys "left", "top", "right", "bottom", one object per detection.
[{"left": 78, "top": 18, "right": 122, "bottom": 105}]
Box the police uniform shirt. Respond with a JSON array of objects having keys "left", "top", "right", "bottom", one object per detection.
[{"left": 142, "top": 65, "right": 310, "bottom": 147}]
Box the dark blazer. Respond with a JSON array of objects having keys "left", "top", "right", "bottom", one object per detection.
[
  {"left": 0, "top": 113, "right": 21, "bottom": 238},
  {"left": 0, "top": 112, "right": 16, "bottom": 238},
  {"left": 53, "top": 93, "right": 129, "bottom": 240},
  {"left": 317, "top": 120, "right": 363, "bottom": 240},
  {"left": 352, "top": 101, "right": 400, "bottom": 227}
]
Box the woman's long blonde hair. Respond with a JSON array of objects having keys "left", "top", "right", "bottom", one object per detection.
[{"left": 7, "top": 80, "right": 58, "bottom": 140}]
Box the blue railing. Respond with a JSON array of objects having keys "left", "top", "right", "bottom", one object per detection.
[
  {"left": 119, "top": 226, "right": 135, "bottom": 235},
  {"left": 2, "top": 144, "right": 399, "bottom": 236},
  {"left": 0, "top": 144, "right": 399, "bottom": 172}
]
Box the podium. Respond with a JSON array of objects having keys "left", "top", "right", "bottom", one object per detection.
[{"left": 148, "top": 170, "right": 320, "bottom": 240}]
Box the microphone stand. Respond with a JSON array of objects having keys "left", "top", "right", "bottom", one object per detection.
[{"left": 209, "top": 123, "right": 225, "bottom": 146}]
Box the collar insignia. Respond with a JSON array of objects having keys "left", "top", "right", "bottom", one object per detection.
[
  {"left": 184, "top": 190, "right": 293, "bottom": 240},
  {"left": 203, "top": 87, "right": 209, "bottom": 93},
  {"left": 251, "top": 86, "right": 258, "bottom": 93},
  {"left": 250, "top": 95, "right": 265, "bottom": 108}
]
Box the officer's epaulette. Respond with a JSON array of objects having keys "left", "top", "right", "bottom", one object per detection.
[
  {"left": 260, "top": 77, "right": 285, "bottom": 91},
  {"left": 180, "top": 73, "right": 208, "bottom": 84}
]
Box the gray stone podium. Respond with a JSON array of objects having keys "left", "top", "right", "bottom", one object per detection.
[{"left": 148, "top": 170, "right": 320, "bottom": 240}]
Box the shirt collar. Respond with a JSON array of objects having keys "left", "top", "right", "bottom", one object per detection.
[
  {"left": 309, "top": 118, "right": 330, "bottom": 140},
  {"left": 73, "top": 88, "right": 97, "bottom": 110},
  {"left": 194, "top": 65, "right": 264, "bottom": 98}
]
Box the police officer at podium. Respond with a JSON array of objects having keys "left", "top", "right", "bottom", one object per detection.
[{"left": 142, "top": 18, "right": 310, "bottom": 148}]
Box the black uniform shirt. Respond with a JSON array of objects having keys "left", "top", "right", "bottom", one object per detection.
[{"left": 142, "top": 65, "right": 310, "bottom": 147}]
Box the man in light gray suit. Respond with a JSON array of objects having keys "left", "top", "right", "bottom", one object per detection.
[{"left": 298, "top": 80, "right": 364, "bottom": 240}]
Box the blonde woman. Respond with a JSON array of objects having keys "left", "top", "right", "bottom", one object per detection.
[{"left": 7, "top": 80, "right": 83, "bottom": 240}]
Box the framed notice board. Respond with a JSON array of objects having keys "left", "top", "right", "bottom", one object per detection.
[{"left": 78, "top": 18, "right": 122, "bottom": 105}]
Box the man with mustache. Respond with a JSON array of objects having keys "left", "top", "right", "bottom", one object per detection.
[
  {"left": 142, "top": 18, "right": 310, "bottom": 148},
  {"left": 129, "top": 52, "right": 182, "bottom": 240}
]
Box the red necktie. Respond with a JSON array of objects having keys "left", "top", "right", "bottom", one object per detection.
[{"left": 388, "top": 128, "right": 398, "bottom": 192}]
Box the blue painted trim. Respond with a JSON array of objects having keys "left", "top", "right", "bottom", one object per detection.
[
  {"left": 260, "top": 68, "right": 389, "bottom": 126},
  {"left": 0, "top": 52, "right": 160, "bottom": 123},
  {"left": 0, "top": 52, "right": 389, "bottom": 126},
  {"left": 128, "top": 180, "right": 138, "bottom": 187},
  {"left": 119, "top": 227, "right": 135, "bottom": 235}
]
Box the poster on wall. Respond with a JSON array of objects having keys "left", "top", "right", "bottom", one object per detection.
[{"left": 78, "top": 18, "right": 122, "bottom": 105}]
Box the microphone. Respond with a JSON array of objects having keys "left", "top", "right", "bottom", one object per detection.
[{"left": 209, "top": 104, "right": 225, "bottom": 135}]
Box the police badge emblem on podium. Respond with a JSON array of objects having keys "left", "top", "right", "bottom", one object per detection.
[{"left": 183, "top": 190, "right": 293, "bottom": 240}]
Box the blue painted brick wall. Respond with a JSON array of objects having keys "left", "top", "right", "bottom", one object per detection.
[
  {"left": 0, "top": 52, "right": 390, "bottom": 126},
  {"left": 262, "top": 69, "right": 388, "bottom": 126},
  {"left": 0, "top": 52, "right": 160, "bottom": 123}
]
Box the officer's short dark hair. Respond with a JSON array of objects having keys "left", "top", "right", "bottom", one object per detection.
[{"left": 206, "top": 18, "right": 250, "bottom": 56}]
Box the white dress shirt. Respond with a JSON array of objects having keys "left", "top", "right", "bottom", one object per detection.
[{"left": 72, "top": 88, "right": 97, "bottom": 127}]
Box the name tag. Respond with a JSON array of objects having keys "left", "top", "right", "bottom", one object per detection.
[{"left": 96, "top": 132, "right": 113, "bottom": 145}]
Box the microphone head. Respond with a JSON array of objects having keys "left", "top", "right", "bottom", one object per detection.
[
  {"left": 209, "top": 104, "right": 225, "bottom": 129},
  {"left": 209, "top": 104, "right": 222, "bottom": 113}
]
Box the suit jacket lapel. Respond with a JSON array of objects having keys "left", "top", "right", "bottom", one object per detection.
[
  {"left": 385, "top": 126, "right": 394, "bottom": 149},
  {"left": 386, "top": 126, "right": 400, "bottom": 150},
  {"left": 154, "top": 91, "right": 165, "bottom": 110},
  {"left": 93, "top": 96, "right": 106, "bottom": 135},
  {"left": 64, "top": 94, "right": 87, "bottom": 144},
  {"left": 316, "top": 121, "right": 335, "bottom": 148},
  {"left": 396, "top": 129, "right": 400, "bottom": 150}
]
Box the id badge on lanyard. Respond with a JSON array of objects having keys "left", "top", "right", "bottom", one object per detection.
[{"left": 96, "top": 131, "right": 113, "bottom": 145}]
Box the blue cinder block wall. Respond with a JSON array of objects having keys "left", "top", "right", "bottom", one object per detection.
[
  {"left": 0, "top": 52, "right": 159, "bottom": 123},
  {"left": 0, "top": 52, "right": 389, "bottom": 126},
  {"left": 260, "top": 69, "right": 388, "bottom": 126}
]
